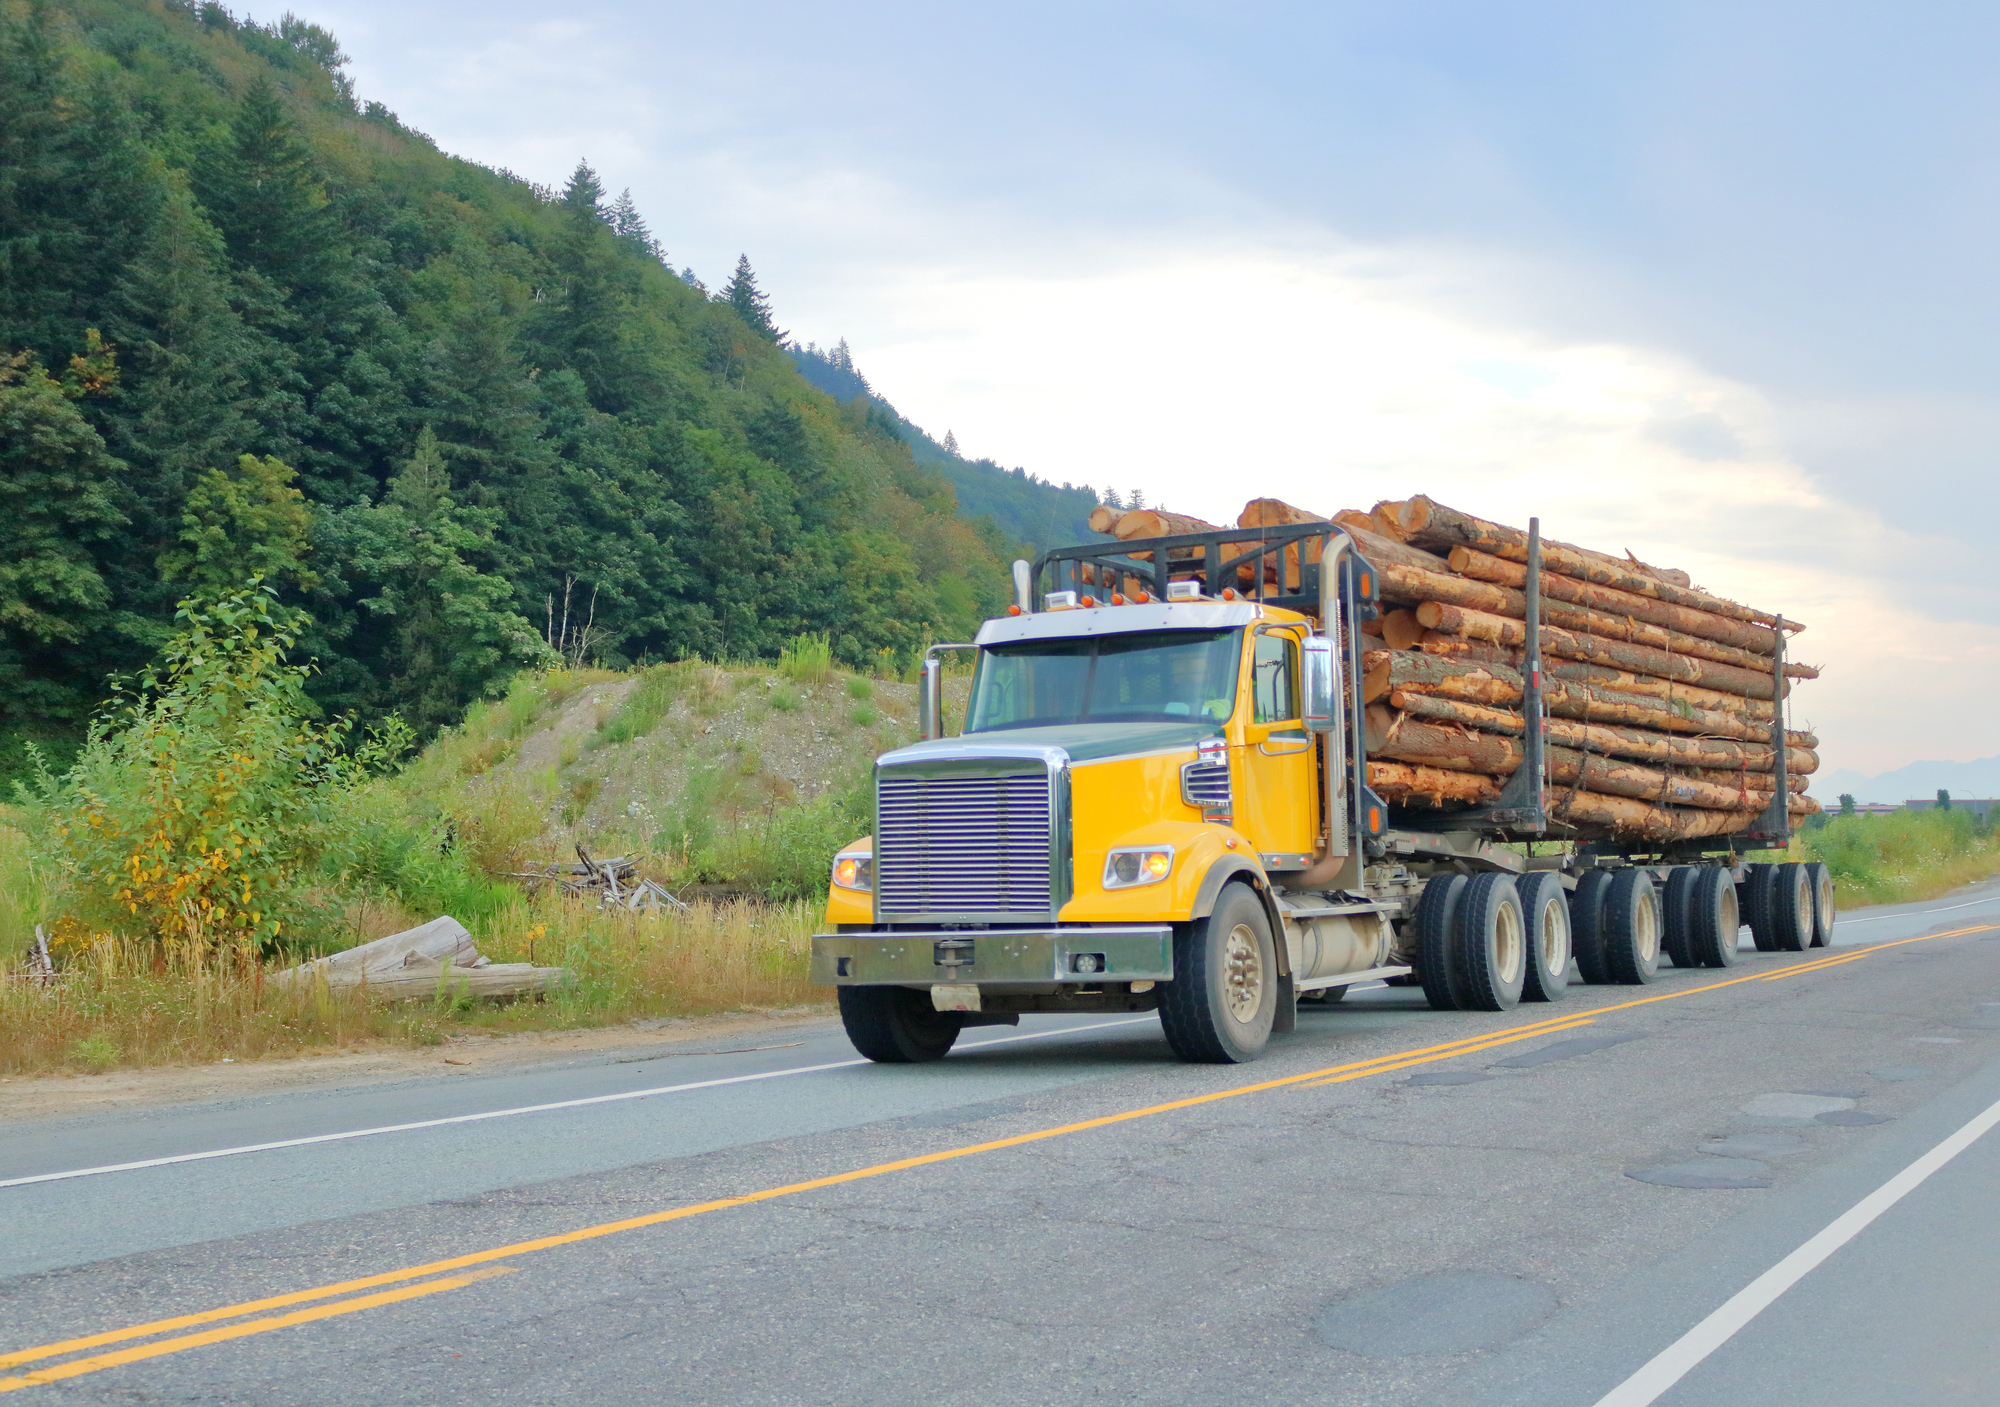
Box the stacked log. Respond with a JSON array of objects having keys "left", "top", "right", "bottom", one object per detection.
[{"left": 1088, "top": 493, "right": 1819, "bottom": 843}]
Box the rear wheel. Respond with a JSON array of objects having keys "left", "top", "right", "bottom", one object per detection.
[
  {"left": 1661, "top": 866, "right": 1700, "bottom": 967},
  {"left": 1416, "top": 873, "right": 1470, "bottom": 1011},
  {"left": 1454, "top": 874, "right": 1526, "bottom": 1011},
  {"left": 1768, "top": 863, "right": 1813, "bottom": 952},
  {"left": 1807, "top": 862, "right": 1836, "bottom": 947},
  {"left": 1158, "top": 883, "right": 1278, "bottom": 1063},
  {"left": 1602, "top": 869, "right": 1662, "bottom": 984},
  {"left": 1689, "top": 866, "right": 1742, "bottom": 967},
  {"left": 1570, "top": 869, "right": 1616, "bottom": 985},
  {"left": 838, "top": 986, "right": 965, "bottom": 1063},
  {"left": 1518, "top": 872, "right": 1571, "bottom": 1002},
  {"left": 1743, "top": 864, "right": 1782, "bottom": 951}
]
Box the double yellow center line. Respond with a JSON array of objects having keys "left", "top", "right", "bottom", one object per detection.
[{"left": 4, "top": 921, "right": 1994, "bottom": 1393}]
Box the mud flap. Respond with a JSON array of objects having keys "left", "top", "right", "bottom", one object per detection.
[{"left": 1273, "top": 973, "right": 1297, "bottom": 1033}]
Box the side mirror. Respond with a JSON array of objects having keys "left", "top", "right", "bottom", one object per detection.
[{"left": 1302, "top": 634, "right": 1340, "bottom": 733}]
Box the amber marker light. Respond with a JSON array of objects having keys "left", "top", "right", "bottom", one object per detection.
[
  {"left": 831, "top": 853, "right": 873, "bottom": 891},
  {"left": 1103, "top": 845, "right": 1175, "bottom": 889},
  {"left": 1111, "top": 593, "right": 1125, "bottom": 605}
]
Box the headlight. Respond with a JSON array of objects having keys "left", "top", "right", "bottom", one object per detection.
[
  {"left": 1103, "top": 846, "right": 1175, "bottom": 889},
  {"left": 831, "top": 853, "right": 873, "bottom": 892}
]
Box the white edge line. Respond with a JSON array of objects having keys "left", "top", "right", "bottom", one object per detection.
[
  {"left": 1836, "top": 895, "right": 2000, "bottom": 925},
  {"left": 0, "top": 1017, "right": 1155, "bottom": 1190},
  {"left": 1591, "top": 1090, "right": 2000, "bottom": 1406}
]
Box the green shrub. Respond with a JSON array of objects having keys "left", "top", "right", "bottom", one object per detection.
[
  {"left": 851, "top": 705, "right": 879, "bottom": 726},
  {"left": 845, "top": 677, "right": 873, "bottom": 701},
  {"left": 778, "top": 631, "right": 833, "bottom": 685},
  {"left": 21, "top": 585, "right": 408, "bottom": 958},
  {"left": 592, "top": 664, "right": 684, "bottom": 749},
  {"left": 1797, "top": 807, "right": 2000, "bottom": 907},
  {"left": 769, "top": 686, "right": 800, "bottom": 712}
]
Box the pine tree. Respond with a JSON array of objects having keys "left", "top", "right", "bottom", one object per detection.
[
  {"left": 560, "top": 160, "right": 606, "bottom": 223},
  {"left": 198, "top": 79, "right": 328, "bottom": 282},
  {"left": 720, "top": 255, "right": 785, "bottom": 342},
  {"left": 607, "top": 189, "right": 663, "bottom": 263},
  {"left": 679, "top": 267, "right": 706, "bottom": 293},
  {"left": 942, "top": 431, "right": 960, "bottom": 457}
]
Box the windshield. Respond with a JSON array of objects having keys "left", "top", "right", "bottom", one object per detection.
[{"left": 966, "top": 629, "right": 1242, "bottom": 732}]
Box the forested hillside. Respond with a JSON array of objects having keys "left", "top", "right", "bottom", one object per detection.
[
  {"left": 0, "top": 0, "right": 1018, "bottom": 764},
  {"left": 790, "top": 342, "right": 1101, "bottom": 554}
]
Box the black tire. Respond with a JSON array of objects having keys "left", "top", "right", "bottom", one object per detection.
[
  {"left": 1661, "top": 866, "right": 1699, "bottom": 968},
  {"left": 1807, "top": 862, "right": 1836, "bottom": 947},
  {"left": 1602, "top": 868, "right": 1662, "bottom": 984},
  {"left": 1743, "top": 864, "right": 1781, "bottom": 951},
  {"left": 1415, "top": 873, "right": 1470, "bottom": 1011},
  {"left": 1689, "top": 866, "right": 1742, "bottom": 967},
  {"left": 1158, "top": 883, "right": 1278, "bottom": 1063},
  {"left": 1454, "top": 875, "right": 1526, "bottom": 1011},
  {"left": 1570, "top": 869, "right": 1616, "bottom": 985},
  {"left": 1769, "top": 862, "right": 1813, "bottom": 952},
  {"left": 1518, "top": 871, "right": 1571, "bottom": 1003},
  {"left": 837, "top": 986, "right": 965, "bottom": 1063}
]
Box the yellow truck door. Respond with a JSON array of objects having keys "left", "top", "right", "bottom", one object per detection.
[{"left": 1237, "top": 626, "right": 1318, "bottom": 863}]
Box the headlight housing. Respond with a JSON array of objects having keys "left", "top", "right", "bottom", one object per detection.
[
  {"left": 1103, "top": 846, "right": 1175, "bottom": 890},
  {"left": 830, "top": 852, "right": 873, "bottom": 892}
]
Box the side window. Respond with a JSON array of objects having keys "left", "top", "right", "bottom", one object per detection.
[{"left": 1252, "top": 633, "right": 1300, "bottom": 723}]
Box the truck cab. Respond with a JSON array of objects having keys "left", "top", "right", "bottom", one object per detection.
[{"left": 815, "top": 527, "right": 1404, "bottom": 1065}]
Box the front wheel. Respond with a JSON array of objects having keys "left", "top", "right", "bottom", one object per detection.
[
  {"left": 1159, "top": 883, "right": 1278, "bottom": 1063},
  {"left": 838, "top": 986, "right": 965, "bottom": 1063}
]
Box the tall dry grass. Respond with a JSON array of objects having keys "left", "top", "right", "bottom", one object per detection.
[{"left": 0, "top": 895, "right": 829, "bottom": 1076}]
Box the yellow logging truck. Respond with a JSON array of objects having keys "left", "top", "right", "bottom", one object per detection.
[{"left": 813, "top": 520, "right": 1833, "bottom": 1064}]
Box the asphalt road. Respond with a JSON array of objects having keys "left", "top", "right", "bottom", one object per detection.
[{"left": 6, "top": 878, "right": 2000, "bottom": 1405}]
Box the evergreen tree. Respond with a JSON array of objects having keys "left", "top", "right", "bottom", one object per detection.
[
  {"left": 720, "top": 255, "right": 785, "bottom": 342},
  {"left": 1839, "top": 793, "right": 1856, "bottom": 816},
  {"left": 159, "top": 455, "right": 316, "bottom": 598},
  {"left": 607, "top": 189, "right": 663, "bottom": 263},
  {"left": 942, "top": 430, "right": 960, "bottom": 457},
  {"left": 197, "top": 79, "right": 328, "bottom": 284},
  {"left": 341, "top": 427, "right": 552, "bottom": 734},
  {"left": 1937, "top": 788, "right": 1952, "bottom": 811}
]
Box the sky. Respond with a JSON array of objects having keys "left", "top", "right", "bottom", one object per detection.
[{"left": 305, "top": 0, "right": 2000, "bottom": 791}]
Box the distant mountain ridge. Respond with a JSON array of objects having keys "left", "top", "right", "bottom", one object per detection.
[
  {"left": 1817, "top": 756, "right": 2000, "bottom": 805},
  {"left": 790, "top": 342, "right": 1101, "bottom": 557}
]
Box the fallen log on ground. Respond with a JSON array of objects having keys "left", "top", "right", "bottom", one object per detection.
[{"left": 277, "top": 916, "right": 568, "bottom": 999}]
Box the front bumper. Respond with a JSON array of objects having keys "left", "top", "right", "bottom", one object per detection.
[{"left": 811, "top": 927, "right": 1174, "bottom": 986}]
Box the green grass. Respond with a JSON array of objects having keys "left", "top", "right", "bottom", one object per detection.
[
  {"left": 591, "top": 664, "right": 685, "bottom": 749},
  {"left": 851, "top": 705, "right": 879, "bottom": 726},
  {"left": 768, "top": 686, "right": 800, "bottom": 712},
  {"left": 1796, "top": 808, "right": 2000, "bottom": 907},
  {"left": 777, "top": 631, "right": 833, "bottom": 685},
  {"left": 845, "top": 677, "right": 873, "bottom": 701}
]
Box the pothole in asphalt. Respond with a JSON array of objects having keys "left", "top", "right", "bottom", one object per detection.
[
  {"left": 1316, "top": 1271, "right": 1558, "bottom": 1355},
  {"left": 1700, "top": 1132, "right": 1809, "bottom": 1159},
  {"left": 1488, "top": 1032, "right": 1647, "bottom": 1069},
  {"left": 1868, "top": 1066, "right": 1936, "bottom": 1082},
  {"left": 1732, "top": 1093, "right": 1856, "bottom": 1126},
  {"left": 1407, "top": 1072, "right": 1494, "bottom": 1087},
  {"left": 1628, "top": 1156, "right": 1773, "bottom": 1190}
]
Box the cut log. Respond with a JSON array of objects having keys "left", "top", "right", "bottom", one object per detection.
[
  {"left": 1370, "top": 648, "right": 1796, "bottom": 744},
  {"left": 1365, "top": 761, "right": 1500, "bottom": 806},
  {"left": 278, "top": 916, "right": 478, "bottom": 985},
  {"left": 1448, "top": 547, "right": 1781, "bottom": 655},
  {"left": 344, "top": 960, "right": 567, "bottom": 1001},
  {"left": 1087, "top": 505, "right": 1125, "bottom": 535},
  {"left": 1384, "top": 496, "right": 1792, "bottom": 629},
  {"left": 1418, "top": 633, "right": 1523, "bottom": 668},
  {"left": 1381, "top": 688, "right": 1820, "bottom": 773},
  {"left": 1416, "top": 602, "right": 1789, "bottom": 700},
  {"left": 1364, "top": 501, "right": 1419, "bottom": 542},
  {"left": 1381, "top": 609, "right": 1427, "bottom": 651},
  {"left": 1542, "top": 661, "right": 1777, "bottom": 724},
  {"left": 1113, "top": 508, "right": 1224, "bottom": 541},
  {"left": 1381, "top": 561, "right": 1814, "bottom": 678}
]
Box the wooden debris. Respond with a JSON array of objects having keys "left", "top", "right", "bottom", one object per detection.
[{"left": 276, "top": 916, "right": 568, "bottom": 1000}]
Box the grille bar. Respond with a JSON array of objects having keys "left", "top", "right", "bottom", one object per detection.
[{"left": 877, "top": 771, "right": 1054, "bottom": 917}]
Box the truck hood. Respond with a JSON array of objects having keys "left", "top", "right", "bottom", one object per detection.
[{"left": 877, "top": 720, "right": 1220, "bottom": 768}]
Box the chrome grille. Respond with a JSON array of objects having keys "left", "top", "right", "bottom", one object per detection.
[
  {"left": 1182, "top": 759, "right": 1231, "bottom": 812},
  {"left": 876, "top": 772, "right": 1053, "bottom": 917}
]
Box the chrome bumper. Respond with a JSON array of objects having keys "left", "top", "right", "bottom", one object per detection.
[{"left": 811, "top": 927, "right": 1174, "bottom": 986}]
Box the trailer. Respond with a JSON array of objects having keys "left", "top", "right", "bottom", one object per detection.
[{"left": 812, "top": 520, "right": 1833, "bottom": 1063}]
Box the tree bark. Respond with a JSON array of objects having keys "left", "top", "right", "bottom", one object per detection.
[
  {"left": 1382, "top": 688, "right": 1820, "bottom": 773},
  {"left": 1418, "top": 633, "right": 1523, "bottom": 668},
  {"left": 1543, "top": 660, "right": 1778, "bottom": 724},
  {"left": 1365, "top": 705, "right": 1814, "bottom": 813},
  {"left": 1370, "top": 647, "right": 1806, "bottom": 744},
  {"left": 1381, "top": 496, "right": 1795, "bottom": 629},
  {"left": 1416, "top": 602, "right": 1792, "bottom": 699},
  {"left": 1448, "top": 546, "right": 1782, "bottom": 654},
  {"left": 1379, "top": 562, "right": 1810, "bottom": 676},
  {"left": 1366, "top": 761, "right": 1500, "bottom": 805}
]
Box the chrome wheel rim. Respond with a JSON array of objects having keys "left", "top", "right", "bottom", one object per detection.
[
  {"left": 1796, "top": 872, "right": 1815, "bottom": 942},
  {"left": 1223, "top": 923, "right": 1265, "bottom": 1024}
]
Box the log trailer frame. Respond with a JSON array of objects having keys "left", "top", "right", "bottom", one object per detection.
[{"left": 812, "top": 522, "right": 1834, "bottom": 1064}]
